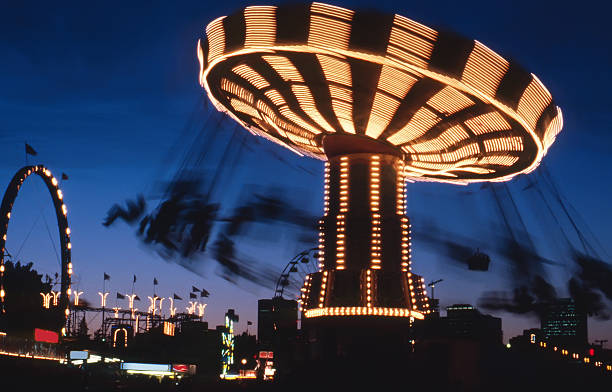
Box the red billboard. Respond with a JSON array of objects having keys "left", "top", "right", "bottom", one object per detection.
[
  {"left": 34, "top": 328, "right": 59, "bottom": 343},
  {"left": 172, "top": 364, "right": 196, "bottom": 375},
  {"left": 172, "top": 364, "right": 189, "bottom": 373}
]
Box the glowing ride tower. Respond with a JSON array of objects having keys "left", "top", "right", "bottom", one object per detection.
[{"left": 198, "top": 3, "right": 563, "bottom": 327}]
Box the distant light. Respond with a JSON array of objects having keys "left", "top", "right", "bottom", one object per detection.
[
  {"left": 506, "top": 343, "right": 511, "bottom": 349},
  {"left": 241, "top": 358, "right": 247, "bottom": 365},
  {"left": 121, "top": 363, "right": 171, "bottom": 372},
  {"left": 69, "top": 351, "right": 89, "bottom": 360}
]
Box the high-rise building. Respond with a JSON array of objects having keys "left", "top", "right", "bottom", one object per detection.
[
  {"left": 541, "top": 298, "right": 587, "bottom": 347},
  {"left": 257, "top": 297, "right": 297, "bottom": 348}
]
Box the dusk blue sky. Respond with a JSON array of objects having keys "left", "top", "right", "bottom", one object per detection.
[{"left": 1, "top": 0, "right": 610, "bottom": 343}]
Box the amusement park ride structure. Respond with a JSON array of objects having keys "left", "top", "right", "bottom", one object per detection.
[
  {"left": 0, "top": 2, "right": 564, "bottom": 350},
  {"left": 0, "top": 164, "right": 209, "bottom": 341},
  {"left": 274, "top": 247, "right": 319, "bottom": 300},
  {"left": 198, "top": 2, "right": 563, "bottom": 327},
  {"left": 0, "top": 165, "right": 73, "bottom": 330}
]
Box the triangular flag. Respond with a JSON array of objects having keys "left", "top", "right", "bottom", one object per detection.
[{"left": 25, "top": 143, "right": 37, "bottom": 156}]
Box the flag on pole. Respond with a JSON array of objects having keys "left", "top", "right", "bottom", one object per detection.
[
  {"left": 200, "top": 289, "right": 210, "bottom": 297},
  {"left": 104, "top": 273, "right": 110, "bottom": 281},
  {"left": 173, "top": 294, "right": 183, "bottom": 300},
  {"left": 247, "top": 321, "right": 253, "bottom": 325},
  {"left": 25, "top": 143, "right": 37, "bottom": 156},
  {"left": 61, "top": 173, "right": 69, "bottom": 180},
  {"left": 189, "top": 293, "right": 197, "bottom": 299},
  {"left": 191, "top": 286, "right": 200, "bottom": 292},
  {"left": 116, "top": 292, "right": 125, "bottom": 299},
  {"left": 134, "top": 295, "right": 141, "bottom": 301},
  {"left": 133, "top": 275, "right": 137, "bottom": 283},
  {"left": 153, "top": 278, "right": 158, "bottom": 285}
]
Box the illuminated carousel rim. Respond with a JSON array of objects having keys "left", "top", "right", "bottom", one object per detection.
[
  {"left": 304, "top": 306, "right": 425, "bottom": 320},
  {"left": 198, "top": 2, "right": 563, "bottom": 184}
]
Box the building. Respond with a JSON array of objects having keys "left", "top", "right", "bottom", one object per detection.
[
  {"left": 234, "top": 332, "right": 257, "bottom": 370},
  {"left": 445, "top": 304, "right": 502, "bottom": 344},
  {"left": 541, "top": 298, "right": 587, "bottom": 348},
  {"left": 257, "top": 297, "right": 297, "bottom": 348},
  {"left": 257, "top": 298, "right": 298, "bottom": 377},
  {"left": 508, "top": 328, "right": 541, "bottom": 349},
  {"left": 418, "top": 304, "right": 502, "bottom": 345},
  {"left": 257, "top": 299, "right": 274, "bottom": 348}
]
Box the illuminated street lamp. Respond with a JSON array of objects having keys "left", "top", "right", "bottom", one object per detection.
[
  {"left": 186, "top": 301, "right": 197, "bottom": 315},
  {"left": 198, "top": 303, "right": 207, "bottom": 318},
  {"left": 40, "top": 292, "right": 51, "bottom": 309},
  {"left": 73, "top": 291, "right": 83, "bottom": 306},
  {"left": 126, "top": 294, "right": 137, "bottom": 310},
  {"left": 98, "top": 292, "right": 109, "bottom": 307},
  {"left": 167, "top": 297, "right": 177, "bottom": 317},
  {"left": 147, "top": 296, "right": 159, "bottom": 315},
  {"left": 51, "top": 290, "right": 60, "bottom": 306},
  {"left": 158, "top": 297, "right": 165, "bottom": 316}
]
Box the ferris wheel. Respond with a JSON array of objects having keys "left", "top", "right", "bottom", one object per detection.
[
  {"left": 274, "top": 248, "right": 319, "bottom": 300},
  {"left": 0, "top": 165, "right": 73, "bottom": 332}
]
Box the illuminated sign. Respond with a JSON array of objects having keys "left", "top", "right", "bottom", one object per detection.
[
  {"left": 112, "top": 327, "right": 129, "bottom": 348},
  {"left": 69, "top": 351, "right": 89, "bottom": 360},
  {"left": 172, "top": 364, "right": 196, "bottom": 374},
  {"left": 172, "top": 364, "right": 188, "bottom": 373},
  {"left": 34, "top": 328, "right": 59, "bottom": 344},
  {"left": 163, "top": 322, "right": 175, "bottom": 336},
  {"left": 259, "top": 351, "right": 273, "bottom": 359},
  {"left": 239, "top": 370, "right": 257, "bottom": 379},
  {"left": 121, "top": 363, "right": 171, "bottom": 372}
]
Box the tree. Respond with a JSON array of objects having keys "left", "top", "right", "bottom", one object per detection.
[
  {"left": 78, "top": 316, "right": 89, "bottom": 337},
  {"left": 0, "top": 260, "right": 63, "bottom": 336}
]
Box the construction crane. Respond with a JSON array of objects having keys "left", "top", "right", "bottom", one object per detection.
[{"left": 427, "top": 279, "right": 443, "bottom": 314}]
